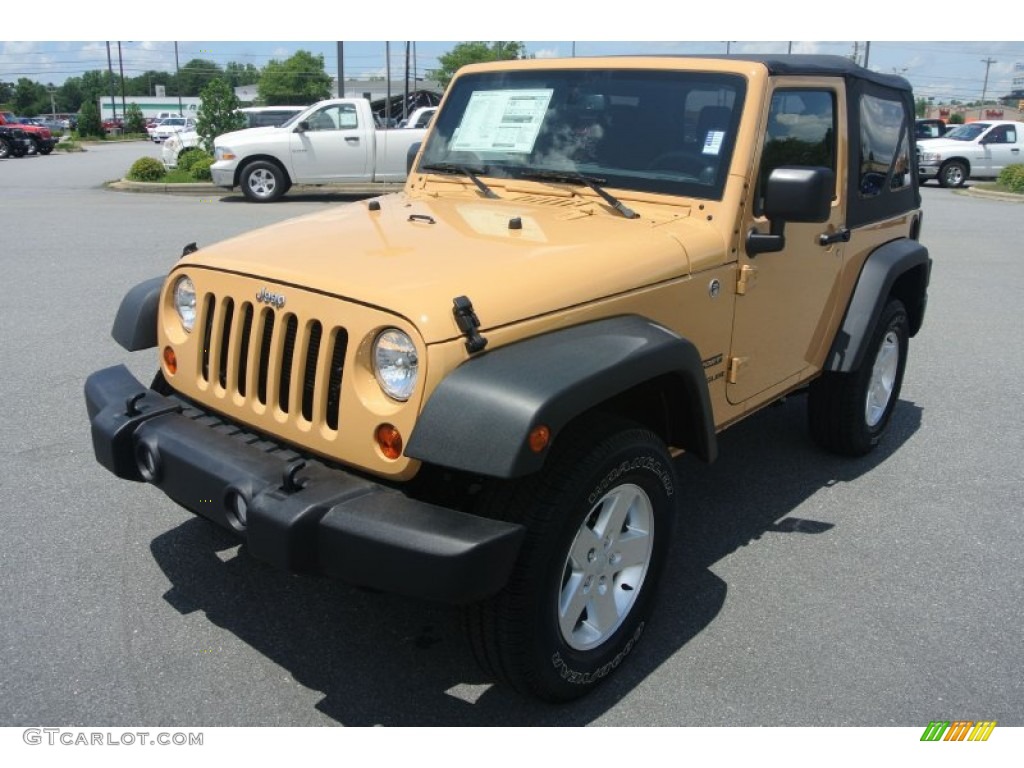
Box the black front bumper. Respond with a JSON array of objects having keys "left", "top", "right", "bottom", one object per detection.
[{"left": 85, "top": 365, "right": 524, "bottom": 604}]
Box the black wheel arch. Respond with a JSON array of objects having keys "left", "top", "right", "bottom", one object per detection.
[
  {"left": 825, "top": 238, "right": 931, "bottom": 373},
  {"left": 111, "top": 276, "right": 164, "bottom": 351},
  {"left": 405, "top": 315, "right": 718, "bottom": 479}
]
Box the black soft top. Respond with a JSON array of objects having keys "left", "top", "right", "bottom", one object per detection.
[{"left": 618, "top": 54, "right": 913, "bottom": 92}]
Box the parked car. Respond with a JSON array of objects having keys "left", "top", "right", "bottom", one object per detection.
[
  {"left": 151, "top": 117, "right": 196, "bottom": 143},
  {"left": 210, "top": 98, "right": 427, "bottom": 201},
  {"left": 915, "top": 118, "right": 947, "bottom": 140},
  {"left": 0, "top": 124, "right": 34, "bottom": 158},
  {"left": 917, "top": 120, "right": 1024, "bottom": 187},
  {"left": 88, "top": 55, "right": 931, "bottom": 701},
  {"left": 398, "top": 106, "right": 437, "bottom": 129},
  {"left": 239, "top": 106, "right": 305, "bottom": 128},
  {"left": 0, "top": 111, "right": 56, "bottom": 154}
]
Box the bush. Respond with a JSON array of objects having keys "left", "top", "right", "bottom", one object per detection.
[
  {"left": 177, "top": 147, "right": 211, "bottom": 173},
  {"left": 189, "top": 156, "right": 215, "bottom": 181},
  {"left": 997, "top": 164, "right": 1024, "bottom": 194},
  {"left": 124, "top": 103, "right": 147, "bottom": 134},
  {"left": 77, "top": 100, "right": 103, "bottom": 138},
  {"left": 126, "top": 156, "right": 165, "bottom": 182}
]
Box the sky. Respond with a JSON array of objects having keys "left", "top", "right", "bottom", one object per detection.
[{"left": 4, "top": 4, "right": 1022, "bottom": 104}]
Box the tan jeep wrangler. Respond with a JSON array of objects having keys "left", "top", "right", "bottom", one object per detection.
[{"left": 86, "top": 55, "right": 930, "bottom": 702}]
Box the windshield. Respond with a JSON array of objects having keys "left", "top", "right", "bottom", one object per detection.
[
  {"left": 418, "top": 68, "right": 746, "bottom": 199},
  {"left": 944, "top": 123, "right": 989, "bottom": 141}
]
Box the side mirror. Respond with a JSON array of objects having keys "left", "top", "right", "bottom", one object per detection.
[
  {"left": 406, "top": 142, "right": 422, "bottom": 174},
  {"left": 747, "top": 166, "right": 835, "bottom": 256},
  {"left": 296, "top": 121, "right": 310, "bottom": 133}
]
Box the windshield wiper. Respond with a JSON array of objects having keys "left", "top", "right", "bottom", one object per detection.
[
  {"left": 515, "top": 170, "right": 639, "bottom": 219},
  {"left": 420, "top": 162, "right": 499, "bottom": 199}
]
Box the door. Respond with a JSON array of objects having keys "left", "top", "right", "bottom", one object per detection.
[
  {"left": 728, "top": 82, "right": 847, "bottom": 404},
  {"left": 979, "top": 123, "right": 1022, "bottom": 176},
  {"left": 288, "top": 103, "right": 371, "bottom": 182}
]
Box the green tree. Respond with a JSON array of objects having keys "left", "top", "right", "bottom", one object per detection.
[
  {"left": 429, "top": 41, "right": 526, "bottom": 89},
  {"left": 0, "top": 80, "right": 13, "bottom": 104},
  {"left": 225, "top": 62, "right": 261, "bottom": 88},
  {"left": 13, "top": 77, "right": 48, "bottom": 115},
  {"left": 177, "top": 59, "right": 223, "bottom": 97},
  {"left": 124, "top": 103, "right": 147, "bottom": 134},
  {"left": 258, "top": 50, "right": 332, "bottom": 105},
  {"left": 948, "top": 113, "right": 965, "bottom": 125},
  {"left": 195, "top": 78, "right": 245, "bottom": 153},
  {"left": 57, "top": 77, "right": 84, "bottom": 112},
  {"left": 77, "top": 99, "right": 103, "bottom": 137},
  {"left": 915, "top": 97, "right": 928, "bottom": 118},
  {"left": 126, "top": 70, "right": 175, "bottom": 97}
]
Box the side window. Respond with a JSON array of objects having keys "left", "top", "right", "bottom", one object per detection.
[
  {"left": 984, "top": 125, "right": 1014, "bottom": 144},
  {"left": 307, "top": 105, "right": 359, "bottom": 131},
  {"left": 859, "top": 93, "right": 911, "bottom": 196},
  {"left": 756, "top": 89, "right": 836, "bottom": 213}
]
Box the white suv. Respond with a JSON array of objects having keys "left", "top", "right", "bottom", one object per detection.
[{"left": 150, "top": 117, "right": 196, "bottom": 143}]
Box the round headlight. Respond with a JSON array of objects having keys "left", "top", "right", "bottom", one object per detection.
[
  {"left": 373, "top": 329, "right": 418, "bottom": 401},
  {"left": 173, "top": 276, "right": 196, "bottom": 333}
]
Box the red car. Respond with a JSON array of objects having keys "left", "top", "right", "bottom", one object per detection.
[{"left": 0, "top": 111, "right": 57, "bottom": 154}]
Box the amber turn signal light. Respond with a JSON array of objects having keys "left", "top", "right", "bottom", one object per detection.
[
  {"left": 528, "top": 425, "right": 551, "bottom": 453},
  {"left": 162, "top": 346, "right": 177, "bottom": 375},
  {"left": 375, "top": 424, "right": 403, "bottom": 460}
]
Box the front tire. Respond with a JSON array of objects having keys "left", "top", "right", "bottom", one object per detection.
[
  {"left": 466, "top": 417, "right": 679, "bottom": 701},
  {"left": 938, "top": 160, "right": 967, "bottom": 188},
  {"left": 808, "top": 299, "right": 909, "bottom": 456},
  {"left": 240, "top": 160, "right": 289, "bottom": 202},
  {"left": 0, "top": 137, "right": 10, "bottom": 159}
]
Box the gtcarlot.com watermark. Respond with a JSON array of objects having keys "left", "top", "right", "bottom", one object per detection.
[{"left": 23, "top": 728, "right": 203, "bottom": 747}]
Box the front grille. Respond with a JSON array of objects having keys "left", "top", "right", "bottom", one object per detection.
[{"left": 198, "top": 294, "right": 349, "bottom": 431}]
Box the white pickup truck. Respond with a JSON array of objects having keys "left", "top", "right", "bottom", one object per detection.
[
  {"left": 211, "top": 98, "right": 428, "bottom": 201},
  {"left": 917, "top": 120, "right": 1024, "bottom": 187}
]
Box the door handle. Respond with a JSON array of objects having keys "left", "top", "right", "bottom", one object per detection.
[
  {"left": 345, "top": 136, "right": 360, "bottom": 144},
  {"left": 819, "top": 228, "right": 851, "bottom": 246}
]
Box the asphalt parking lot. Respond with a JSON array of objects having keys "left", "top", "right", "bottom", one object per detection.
[{"left": 0, "top": 142, "right": 1022, "bottom": 727}]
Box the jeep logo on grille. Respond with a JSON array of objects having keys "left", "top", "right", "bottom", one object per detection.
[{"left": 256, "top": 287, "right": 286, "bottom": 309}]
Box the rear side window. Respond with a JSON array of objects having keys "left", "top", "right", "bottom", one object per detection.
[{"left": 860, "top": 93, "right": 912, "bottom": 196}]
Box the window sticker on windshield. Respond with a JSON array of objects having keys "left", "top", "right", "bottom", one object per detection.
[
  {"left": 703, "top": 130, "right": 725, "bottom": 156},
  {"left": 451, "top": 89, "right": 554, "bottom": 153}
]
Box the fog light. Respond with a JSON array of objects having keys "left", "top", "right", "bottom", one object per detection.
[
  {"left": 375, "top": 424, "right": 403, "bottom": 460},
  {"left": 163, "top": 346, "right": 177, "bottom": 375},
  {"left": 225, "top": 489, "right": 248, "bottom": 531}
]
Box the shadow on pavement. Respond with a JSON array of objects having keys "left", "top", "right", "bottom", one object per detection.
[{"left": 149, "top": 394, "right": 922, "bottom": 724}]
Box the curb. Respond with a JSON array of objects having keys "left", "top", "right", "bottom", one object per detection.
[{"left": 957, "top": 186, "right": 1024, "bottom": 203}]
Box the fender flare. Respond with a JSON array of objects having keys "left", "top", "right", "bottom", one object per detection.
[
  {"left": 111, "top": 276, "right": 164, "bottom": 351},
  {"left": 825, "top": 239, "right": 931, "bottom": 373},
  {"left": 405, "top": 316, "right": 717, "bottom": 479}
]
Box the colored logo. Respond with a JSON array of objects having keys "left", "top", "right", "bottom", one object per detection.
[{"left": 920, "top": 720, "right": 996, "bottom": 742}]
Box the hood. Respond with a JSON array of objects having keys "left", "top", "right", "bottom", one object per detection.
[
  {"left": 178, "top": 191, "right": 727, "bottom": 344},
  {"left": 216, "top": 125, "right": 283, "bottom": 146}
]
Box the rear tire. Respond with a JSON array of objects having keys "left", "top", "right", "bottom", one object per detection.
[
  {"left": 466, "top": 416, "right": 678, "bottom": 701},
  {"left": 808, "top": 299, "right": 909, "bottom": 456},
  {"left": 0, "top": 137, "right": 10, "bottom": 159}
]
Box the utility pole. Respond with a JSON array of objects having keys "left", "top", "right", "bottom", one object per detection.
[
  {"left": 117, "top": 42, "right": 126, "bottom": 121},
  {"left": 864, "top": 41, "right": 871, "bottom": 69},
  {"left": 105, "top": 41, "right": 117, "bottom": 123},
  {"left": 174, "top": 42, "right": 183, "bottom": 116},
  {"left": 342, "top": 42, "right": 350, "bottom": 98},
  {"left": 980, "top": 58, "right": 996, "bottom": 119}
]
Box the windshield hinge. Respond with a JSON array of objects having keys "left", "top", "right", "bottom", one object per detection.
[
  {"left": 452, "top": 296, "right": 488, "bottom": 354},
  {"left": 728, "top": 356, "right": 748, "bottom": 384}
]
